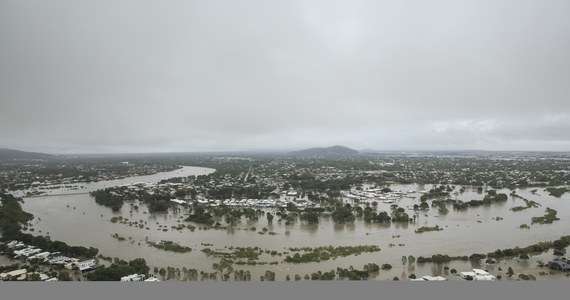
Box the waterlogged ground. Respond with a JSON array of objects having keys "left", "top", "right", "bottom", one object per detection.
[{"left": 20, "top": 168, "right": 570, "bottom": 281}]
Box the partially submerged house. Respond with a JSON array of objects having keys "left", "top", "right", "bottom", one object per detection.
[
  {"left": 460, "top": 269, "right": 496, "bottom": 281},
  {"left": 121, "top": 273, "right": 146, "bottom": 282},
  {"left": 549, "top": 259, "right": 570, "bottom": 271},
  {"left": 411, "top": 275, "right": 448, "bottom": 281},
  {"left": 144, "top": 276, "right": 160, "bottom": 282}
]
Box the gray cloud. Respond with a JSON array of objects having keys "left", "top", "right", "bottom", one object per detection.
[{"left": 1, "top": 0, "right": 569, "bottom": 153}]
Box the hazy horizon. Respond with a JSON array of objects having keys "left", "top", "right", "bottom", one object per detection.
[
  {"left": 3, "top": 145, "right": 570, "bottom": 156},
  {"left": 2, "top": 1, "right": 569, "bottom": 154}
]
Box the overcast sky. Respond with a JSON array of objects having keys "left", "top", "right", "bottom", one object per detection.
[{"left": 1, "top": 0, "right": 569, "bottom": 154}]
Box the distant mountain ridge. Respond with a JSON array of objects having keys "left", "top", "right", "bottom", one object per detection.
[
  {"left": 289, "top": 145, "right": 359, "bottom": 156},
  {"left": 0, "top": 148, "right": 54, "bottom": 160}
]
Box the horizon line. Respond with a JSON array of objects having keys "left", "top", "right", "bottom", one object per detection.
[{"left": 4, "top": 146, "right": 570, "bottom": 156}]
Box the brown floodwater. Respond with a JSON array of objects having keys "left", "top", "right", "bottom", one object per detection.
[{"left": 19, "top": 167, "right": 570, "bottom": 281}]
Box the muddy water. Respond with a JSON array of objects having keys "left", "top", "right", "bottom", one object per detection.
[{"left": 20, "top": 174, "right": 570, "bottom": 281}]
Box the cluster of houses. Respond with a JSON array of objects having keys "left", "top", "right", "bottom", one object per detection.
[
  {"left": 221, "top": 197, "right": 315, "bottom": 209},
  {"left": 342, "top": 189, "right": 413, "bottom": 204},
  {"left": 109, "top": 165, "right": 417, "bottom": 213},
  {"left": 1, "top": 240, "right": 96, "bottom": 281},
  {"left": 169, "top": 192, "right": 317, "bottom": 210},
  {"left": 117, "top": 179, "right": 319, "bottom": 210},
  {"left": 0, "top": 163, "right": 180, "bottom": 197},
  {"left": 411, "top": 269, "right": 497, "bottom": 282},
  {"left": 412, "top": 261, "right": 570, "bottom": 282},
  {"left": 48, "top": 257, "right": 96, "bottom": 272},
  {"left": 0, "top": 268, "right": 58, "bottom": 281},
  {"left": 3, "top": 241, "right": 165, "bottom": 282}
]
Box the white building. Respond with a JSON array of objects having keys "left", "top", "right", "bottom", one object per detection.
[
  {"left": 48, "top": 256, "right": 70, "bottom": 265},
  {"left": 6, "top": 240, "right": 23, "bottom": 249},
  {"left": 472, "top": 269, "right": 496, "bottom": 280},
  {"left": 121, "top": 273, "right": 146, "bottom": 281},
  {"left": 286, "top": 191, "right": 298, "bottom": 196},
  {"left": 411, "top": 275, "right": 448, "bottom": 281},
  {"left": 28, "top": 251, "right": 51, "bottom": 261},
  {"left": 459, "top": 271, "right": 476, "bottom": 280},
  {"left": 144, "top": 276, "right": 160, "bottom": 282},
  {"left": 170, "top": 199, "right": 186, "bottom": 205},
  {"left": 474, "top": 274, "right": 496, "bottom": 281},
  {"left": 460, "top": 269, "right": 496, "bottom": 281},
  {"left": 472, "top": 269, "right": 490, "bottom": 276},
  {"left": 0, "top": 269, "right": 28, "bottom": 281},
  {"left": 77, "top": 259, "right": 96, "bottom": 272}
]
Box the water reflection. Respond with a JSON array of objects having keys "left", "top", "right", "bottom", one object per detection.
[
  {"left": 333, "top": 223, "right": 346, "bottom": 232},
  {"left": 226, "top": 226, "right": 236, "bottom": 235},
  {"left": 299, "top": 224, "right": 318, "bottom": 235},
  {"left": 392, "top": 223, "right": 409, "bottom": 230}
]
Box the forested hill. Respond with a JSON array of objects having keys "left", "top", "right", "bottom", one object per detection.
[
  {"left": 289, "top": 145, "right": 359, "bottom": 156},
  {"left": 0, "top": 148, "right": 54, "bottom": 160}
]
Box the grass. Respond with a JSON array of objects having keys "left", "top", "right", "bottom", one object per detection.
[
  {"left": 531, "top": 208, "right": 560, "bottom": 225},
  {"left": 415, "top": 225, "right": 443, "bottom": 234},
  {"left": 147, "top": 240, "right": 192, "bottom": 253}
]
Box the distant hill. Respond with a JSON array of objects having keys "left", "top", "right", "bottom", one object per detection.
[
  {"left": 0, "top": 148, "right": 54, "bottom": 160},
  {"left": 289, "top": 145, "right": 359, "bottom": 156}
]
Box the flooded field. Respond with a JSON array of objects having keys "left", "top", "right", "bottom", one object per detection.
[{"left": 20, "top": 167, "right": 570, "bottom": 281}]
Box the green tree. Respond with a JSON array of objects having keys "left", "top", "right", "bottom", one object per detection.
[
  {"left": 28, "top": 273, "right": 42, "bottom": 281},
  {"left": 331, "top": 205, "right": 355, "bottom": 223},
  {"left": 212, "top": 259, "right": 233, "bottom": 282},
  {"left": 264, "top": 270, "right": 276, "bottom": 281},
  {"left": 128, "top": 258, "right": 150, "bottom": 275},
  {"left": 431, "top": 254, "right": 451, "bottom": 268},
  {"left": 363, "top": 263, "right": 380, "bottom": 273},
  {"left": 57, "top": 271, "right": 72, "bottom": 281},
  {"left": 301, "top": 211, "right": 319, "bottom": 224}
]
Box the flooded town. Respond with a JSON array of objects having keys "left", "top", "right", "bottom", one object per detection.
[
  {"left": 2, "top": 2, "right": 569, "bottom": 300},
  {"left": 1, "top": 148, "right": 570, "bottom": 281}
]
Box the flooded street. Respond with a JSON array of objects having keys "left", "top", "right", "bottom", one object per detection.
[{"left": 20, "top": 170, "right": 570, "bottom": 281}]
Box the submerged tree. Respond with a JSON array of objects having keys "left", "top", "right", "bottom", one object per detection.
[{"left": 212, "top": 258, "right": 234, "bottom": 282}]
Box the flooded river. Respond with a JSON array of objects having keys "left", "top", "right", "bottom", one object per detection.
[{"left": 20, "top": 168, "right": 570, "bottom": 281}]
